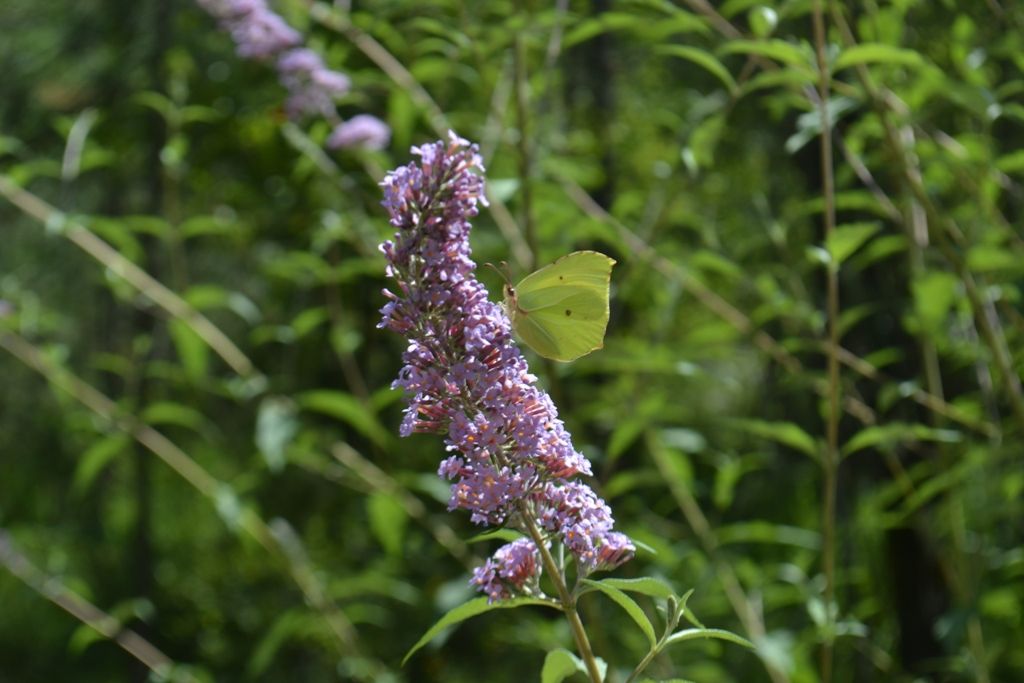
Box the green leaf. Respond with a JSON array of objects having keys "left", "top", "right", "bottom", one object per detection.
[
  {"left": 748, "top": 6, "right": 778, "bottom": 38},
  {"left": 68, "top": 622, "right": 112, "bottom": 654},
  {"left": 541, "top": 649, "right": 589, "bottom": 683},
  {"left": 842, "top": 423, "right": 962, "bottom": 458},
  {"left": 403, "top": 597, "right": 558, "bottom": 665},
  {"left": 247, "top": 610, "right": 316, "bottom": 677},
  {"left": 657, "top": 45, "right": 737, "bottom": 94},
  {"left": 297, "top": 390, "right": 390, "bottom": 448},
  {"left": 289, "top": 307, "right": 328, "bottom": 339},
  {"left": 563, "top": 10, "right": 707, "bottom": 47},
  {"left": 677, "top": 589, "right": 703, "bottom": 628},
  {"left": 826, "top": 222, "right": 881, "bottom": 266},
  {"left": 585, "top": 576, "right": 675, "bottom": 600},
  {"left": 716, "top": 522, "right": 822, "bottom": 550},
  {"left": 141, "top": 401, "right": 207, "bottom": 432},
  {"left": 966, "top": 244, "right": 1023, "bottom": 273},
  {"left": 726, "top": 419, "right": 820, "bottom": 460},
  {"left": 180, "top": 213, "right": 236, "bottom": 239},
  {"left": 911, "top": 270, "right": 958, "bottom": 334},
  {"left": 719, "top": 39, "right": 811, "bottom": 70},
  {"left": 835, "top": 44, "right": 924, "bottom": 71},
  {"left": 580, "top": 578, "right": 657, "bottom": 646},
  {"left": 168, "top": 319, "right": 209, "bottom": 381},
  {"left": 664, "top": 628, "right": 755, "bottom": 650},
  {"left": 367, "top": 492, "right": 407, "bottom": 556},
  {"left": 995, "top": 149, "right": 1024, "bottom": 174},
  {"left": 73, "top": 433, "right": 130, "bottom": 495},
  {"left": 608, "top": 416, "right": 648, "bottom": 461}
]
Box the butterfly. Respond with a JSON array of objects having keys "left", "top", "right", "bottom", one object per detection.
[{"left": 502, "top": 251, "right": 616, "bottom": 362}]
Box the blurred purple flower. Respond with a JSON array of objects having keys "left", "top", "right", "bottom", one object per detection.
[
  {"left": 199, "top": 0, "right": 300, "bottom": 59},
  {"left": 0, "top": 300, "right": 12, "bottom": 318},
  {"left": 327, "top": 115, "right": 391, "bottom": 151},
  {"left": 379, "top": 134, "right": 633, "bottom": 601},
  {"left": 277, "top": 48, "right": 351, "bottom": 118},
  {"left": 197, "top": 0, "right": 391, "bottom": 143}
]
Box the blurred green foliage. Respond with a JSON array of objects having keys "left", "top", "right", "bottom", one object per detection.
[{"left": 2, "top": 1, "right": 1023, "bottom": 682}]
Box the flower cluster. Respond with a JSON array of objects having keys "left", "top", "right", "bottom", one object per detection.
[
  {"left": 379, "top": 133, "right": 633, "bottom": 602},
  {"left": 197, "top": 0, "right": 390, "bottom": 150}
]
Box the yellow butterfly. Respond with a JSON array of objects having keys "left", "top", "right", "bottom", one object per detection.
[{"left": 502, "top": 251, "right": 615, "bottom": 362}]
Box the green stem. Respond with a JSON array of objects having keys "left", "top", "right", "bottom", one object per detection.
[{"left": 519, "top": 502, "right": 604, "bottom": 683}]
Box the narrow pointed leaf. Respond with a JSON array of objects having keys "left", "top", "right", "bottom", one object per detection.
[
  {"left": 582, "top": 577, "right": 675, "bottom": 600},
  {"left": 826, "top": 222, "right": 881, "bottom": 265},
  {"left": 665, "top": 628, "right": 755, "bottom": 649},
  {"left": 403, "top": 597, "right": 558, "bottom": 665},
  {"left": 727, "top": 419, "right": 820, "bottom": 460},
  {"left": 581, "top": 579, "right": 657, "bottom": 646},
  {"left": 835, "top": 44, "right": 924, "bottom": 70},
  {"left": 658, "top": 45, "right": 737, "bottom": 93}
]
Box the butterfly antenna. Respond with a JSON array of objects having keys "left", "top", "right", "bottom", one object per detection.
[{"left": 484, "top": 261, "right": 513, "bottom": 287}]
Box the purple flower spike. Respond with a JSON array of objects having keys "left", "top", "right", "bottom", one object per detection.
[
  {"left": 328, "top": 115, "right": 392, "bottom": 151},
  {"left": 379, "top": 134, "right": 633, "bottom": 601}
]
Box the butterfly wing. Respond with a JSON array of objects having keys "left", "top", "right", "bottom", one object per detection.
[{"left": 512, "top": 251, "right": 615, "bottom": 362}]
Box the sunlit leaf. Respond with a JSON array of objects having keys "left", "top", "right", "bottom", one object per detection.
[
  {"left": 580, "top": 576, "right": 675, "bottom": 600},
  {"left": 72, "top": 433, "right": 130, "bottom": 494},
  {"left": 580, "top": 578, "right": 657, "bottom": 646},
  {"left": 835, "top": 44, "right": 925, "bottom": 70},
  {"left": 367, "top": 492, "right": 407, "bottom": 556},
  {"left": 541, "top": 649, "right": 601, "bottom": 683},
  {"left": 826, "top": 222, "right": 881, "bottom": 266},
  {"left": 664, "top": 628, "right": 755, "bottom": 650},
  {"left": 727, "top": 419, "right": 821, "bottom": 460},
  {"left": 168, "top": 319, "right": 209, "bottom": 381},
  {"left": 719, "top": 39, "right": 812, "bottom": 70},
  {"left": 842, "top": 423, "right": 962, "bottom": 458},
  {"left": 297, "top": 390, "right": 391, "bottom": 448}
]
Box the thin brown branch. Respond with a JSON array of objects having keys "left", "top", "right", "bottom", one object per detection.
[
  {"left": 0, "top": 176, "right": 257, "bottom": 379},
  {"left": 0, "top": 529, "right": 197, "bottom": 682}
]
